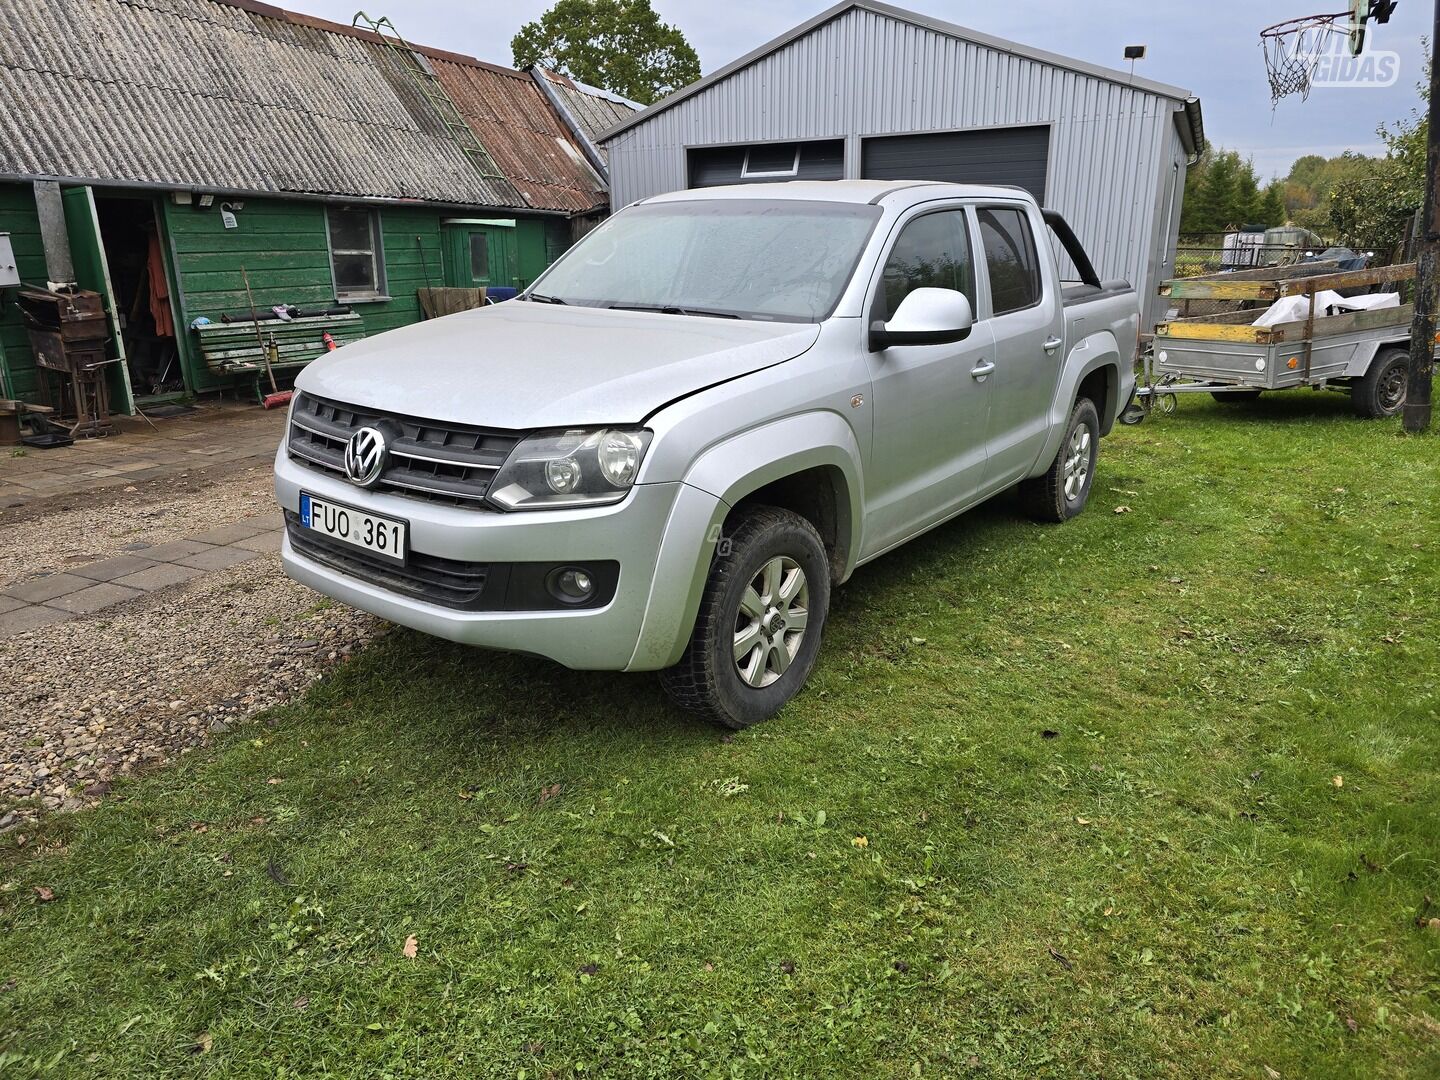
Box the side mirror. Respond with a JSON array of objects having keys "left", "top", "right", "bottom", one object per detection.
[{"left": 870, "top": 288, "right": 974, "bottom": 350}]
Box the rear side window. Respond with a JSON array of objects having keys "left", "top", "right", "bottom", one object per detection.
[
  {"left": 977, "top": 207, "right": 1042, "bottom": 315},
  {"left": 878, "top": 210, "right": 975, "bottom": 321}
]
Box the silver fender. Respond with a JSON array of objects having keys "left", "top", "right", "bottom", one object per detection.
[
  {"left": 1029, "top": 330, "right": 1126, "bottom": 475},
  {"left": 626, "top": 411, "right": 864, "bottom": 671}
]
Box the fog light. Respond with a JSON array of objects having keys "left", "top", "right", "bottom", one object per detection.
[{"left": 549, "top": 567, "right": 595, "bottom": 603}]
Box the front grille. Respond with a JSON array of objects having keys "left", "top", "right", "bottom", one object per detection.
[
  {"left": 287, "top": 392, "right": 520, "bottom": 507},
  {"left": 285, "top": 514, "right": 491, "bottom": 610}
]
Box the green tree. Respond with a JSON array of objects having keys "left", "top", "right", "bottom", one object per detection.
[
  {"left": 1258, "top": 183, "right": 1286, "bottom": 228},
  {"left": 1180, "top": 147, "right": 1273, "bottom": 234},
  {"left": 1328, "top": 52, "right": 1429, "bottom": 255},
  {"left": 512, "top": 0, "right": 700, "bottom": 105}
]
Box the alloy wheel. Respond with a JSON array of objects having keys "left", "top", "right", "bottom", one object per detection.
[{"left": 733, "top": 556, "right": 809, "bottom": 688}]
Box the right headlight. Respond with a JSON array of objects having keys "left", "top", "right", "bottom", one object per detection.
[{"left": 488, "top": 427, "right": 653, "bottom": 510}]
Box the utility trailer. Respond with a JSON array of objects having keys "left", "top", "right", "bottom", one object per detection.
[{"left": 1129, "top": 262, "right": 1434, "bottom": 421}]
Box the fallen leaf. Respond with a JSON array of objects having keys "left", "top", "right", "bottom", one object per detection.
[
  {"left": 576, "top": 962, "right": 599, "bottom": 977},
  {"left": 1040, "top": 729, "right": 1059, "bottom": 739},
  {"left": 852, "top": 835, "right": 869, "bottom": 848},
  {"left": 537, "top": 783, "right": 562, "bottom": 805},
  {"left": 33, "top": 886, "right": 55, "bottom": 902},
  {"left": 1075, "top": 817, "right": 1092, "bottom": 826},
  {"left": 1332, "top": 775, "right": 1344, "bottom": 788},
  {"left": 1344, "top": 1015, "right": 1359, "bottom": 1033},
  {"left": 1263, "top": 1066, "right": 1281, "bottom": 1080},
  {"left": 703, "top": 962, "right": 714, "bottom": 972},
  {"left": 1047, "top": 946, "right": 1074, "bottom": 971},
  {"left": 910, "top": 636, "right": 927, "bottom": 645},
  {"left": 402, "top": 935, "right": 418, "bottom": 959},
  {"left": 266, "top": 859, "right": 293, "bottom": 887},
  {"left": 266, "top": 777, "right": 283, "bottom": 785},
  {"left": 893, "top": 960, "right": 910, "bottom": 973},
  {"left": 191, "top": 1032, "right": 213, "bottom": 1055},
  {"left": 293, "top": 997, "right": 310, "bottom": 1010},
  {"left": 505, "top": 861, "right": 529, "bottom": 874},
  {"left": 779, "top": 960, "right": 796, "bottom": 975},
  {"left": 1113, "top": 505, "right": 1132, "bottom": 514}
]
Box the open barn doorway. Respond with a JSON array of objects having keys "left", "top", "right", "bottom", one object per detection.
[{"left": 93, "top": 194, "right": 186, "bottom": 403}]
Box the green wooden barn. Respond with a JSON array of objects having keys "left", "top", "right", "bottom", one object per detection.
[{"left": 0, "top": 0, "right": 633, "bottom": 414}]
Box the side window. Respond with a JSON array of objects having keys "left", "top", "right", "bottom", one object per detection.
[
  {"left": 326, "top": 207, "right": 385, "bottom": 300},
  {"left": 977, "top": 207, "right": 1042, "bottom": 315},
  {"left": 878, "top": 210, "right": 974, "bottom": 321}
]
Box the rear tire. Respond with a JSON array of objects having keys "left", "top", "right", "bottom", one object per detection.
[
  {"left": 1352, "top": 347, "right": 1409, "bottom": 418},
  {"left": 1020, "top": 397, "right": 1100, "bottom": 523},
  {"left": 659, "top": 506, "right": 830, "bottom": 729},
  {"left": 1211, "top": 389, "right": 1263, "bottom": 403}
]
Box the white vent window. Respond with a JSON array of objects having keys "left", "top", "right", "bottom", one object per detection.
[{"left": 741, "top": 144, "right": 801, "bottom": 178}]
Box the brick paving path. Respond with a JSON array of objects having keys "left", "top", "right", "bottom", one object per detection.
[{"left": 0, "top": 513, "right": 284, "bottom": 636}]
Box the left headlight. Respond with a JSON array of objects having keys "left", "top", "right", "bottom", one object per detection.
[{"left": 488, "top": 428, "right": 653, "bottom": 510}]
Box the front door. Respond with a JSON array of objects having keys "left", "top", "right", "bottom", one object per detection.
[
  {"left": 61, "top": 186, "right": 135, "bottom": 414},
  {"left": 442, "top": 223, "right": 515, "bottom": 292},
  {"left": 861, "top": 206, "right": 995, "bottom": 557}
]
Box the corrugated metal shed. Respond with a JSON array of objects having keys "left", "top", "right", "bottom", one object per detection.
[
  {"left": 434, "top": 60, "right": 608, "bottom": 214},
  {"left": 601, "top": 0, "right": 1204, "bottom": 321},
  {"left": 0, "top": 0, "right": 623, "bottom": 213}
]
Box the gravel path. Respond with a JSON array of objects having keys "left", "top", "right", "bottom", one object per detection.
[
  {"left": 0, "top": 463, "right": 276, "bottom": 588},
  {"left": 0, "top": 551, "right": 385, "bottom": 830}
]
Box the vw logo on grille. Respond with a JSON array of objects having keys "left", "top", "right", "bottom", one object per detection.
[{"left": 343, "top": 426, "right": 388, "bottom": 487}]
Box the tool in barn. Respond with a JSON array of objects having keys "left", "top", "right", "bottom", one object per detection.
[
  {"left": 16, "top": 286, "right": 117, "bottom": 437},
  {"left": 352, "top": 12, "right": 505, "bottom": 179},
  {"left": 240, "top": 266, "right": 292, "bottom": 410},
  {"left": 1258, "top": 2, "right": 1431, "bottom": 433}
]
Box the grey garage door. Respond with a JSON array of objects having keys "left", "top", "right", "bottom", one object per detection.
[{"left": 861, "top": 126, "right": 1049, "bottom": 201}]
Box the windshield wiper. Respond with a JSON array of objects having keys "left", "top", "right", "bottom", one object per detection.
[
  {"left": 606, "top": 303, "right": 741, "bottom": 319},
  {"left": 523, "top": 292, "right": 568, "bottom": 304}
]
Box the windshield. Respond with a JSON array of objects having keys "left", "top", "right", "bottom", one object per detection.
[{"left": 525, "top": 199, "right": 882, "bottom": 322}]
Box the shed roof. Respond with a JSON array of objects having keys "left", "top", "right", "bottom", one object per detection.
[
  {"left": 599, "top": 0, "right": 1203, "bottom": 149},
  {"left": 0, "top": 0, "right": 631, "bottom": 213},
  {"left": 533, "top": 69, "right": 641, "bottom": 166}
]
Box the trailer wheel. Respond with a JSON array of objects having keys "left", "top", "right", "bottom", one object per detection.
[
  {"left": 1211, "top": 389, "right": 1263, "bottom": 403},
  {"left": 1351, "top": 348, "right": 1408, "bottom": 419}
]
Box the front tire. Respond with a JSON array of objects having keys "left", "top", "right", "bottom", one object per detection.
[
  {"left": 1020, "top": 397, "right": 1101, "bottom": 523},
  {"left": 660, "top": 506, "right": 830, "bottom": 729},
  {"left": 1352, "top": 347, "right": 1409, "bottom": 418}
]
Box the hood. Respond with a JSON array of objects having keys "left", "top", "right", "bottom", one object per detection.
[{"left": 295, "top": 301, "right": 820, "bottom": 428}]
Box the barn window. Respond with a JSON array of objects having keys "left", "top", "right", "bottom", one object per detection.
[
  {"left": 326, "top": 207, "right": 386, "bottom": 300},
  {"left": 741, "top": 143, "right": 801, "bottom": 178}
]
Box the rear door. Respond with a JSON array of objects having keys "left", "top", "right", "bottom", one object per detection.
[
  {"left": 861, "top": 204, "right": 996, "bottom": 555},
  {"left": 972, "top": 203, "right": 1063, "bottom": 487}
]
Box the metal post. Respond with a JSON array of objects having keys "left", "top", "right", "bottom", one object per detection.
[{"left": 1403, "top": 4, "right": 1440, "bottom": 433}]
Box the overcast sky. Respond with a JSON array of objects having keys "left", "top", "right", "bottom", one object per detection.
[{"left": 301, "top": 0, "right": 1430, "bottom": 179}]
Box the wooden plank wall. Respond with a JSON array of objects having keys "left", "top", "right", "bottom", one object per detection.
[{"left": 0, "top": 183, "right": 49, "bottom": 402}]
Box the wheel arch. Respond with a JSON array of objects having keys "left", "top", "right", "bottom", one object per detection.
[{"left": 1029, "top": 332, "right": 1124, "bottom": 476}]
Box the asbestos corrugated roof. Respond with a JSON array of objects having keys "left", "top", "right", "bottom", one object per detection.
[
  {"left": 434, "top": 60, "right": 608, "bottom": 214},
  {"left": 536, "top": 70, "right": 640, "bottom": 165},
  {"left": 0, "top": 0, "right": 620, "bottom": 212}
]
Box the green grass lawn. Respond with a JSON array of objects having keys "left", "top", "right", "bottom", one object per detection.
[{"left": 2, "top": 391, "right": 1439, "bottom": 1078}]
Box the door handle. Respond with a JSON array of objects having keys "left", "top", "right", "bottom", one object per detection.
[
  {"left": 970, "top": 359, "right": 995, "bottom": 380},
  {"left": 1043, "top": 336, "right": 1063, "bottom": 353}
]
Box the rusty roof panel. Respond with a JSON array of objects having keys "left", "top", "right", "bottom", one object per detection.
[
  {"left": 433, "top": 60, "right": 609, "bottom": 215},
  {"left": 0, "top": 0, "right": 581, "bottom": 209}
]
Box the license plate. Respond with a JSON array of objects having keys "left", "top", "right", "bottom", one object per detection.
[{"left": 299, "top": 492, "right": 407, "bottom": 564}]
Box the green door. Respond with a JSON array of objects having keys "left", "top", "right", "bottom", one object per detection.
[
  {"left": 60, "top": 186, "right": 135, "bottom": 414},
  {"left": 442, "top": 222, "right": 516, "bottom": 291}
]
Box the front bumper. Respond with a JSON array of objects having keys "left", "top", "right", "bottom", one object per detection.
[{"left": 274, "top": 448, "right": 723, "bottom": 671}]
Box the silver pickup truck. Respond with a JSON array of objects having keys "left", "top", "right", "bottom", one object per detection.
[{"left": 275, "top": 181, "right": 1138, "bottom": 727}]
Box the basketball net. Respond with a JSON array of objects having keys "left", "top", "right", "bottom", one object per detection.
[{"left": 1260, "top": 12, "right": 1349, "bottom": 105}]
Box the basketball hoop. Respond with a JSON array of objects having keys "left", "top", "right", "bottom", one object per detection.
[
  {"left": 1260, "top": 12, "right": 1350, "bottom": 104},
  {"left": 1261, "top": 1, "right": 1397, "bottom": 105}
]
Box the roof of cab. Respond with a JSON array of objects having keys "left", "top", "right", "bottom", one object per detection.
[{"left": 638, "top": 180, "right": 1036, "bottom": 207}]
